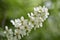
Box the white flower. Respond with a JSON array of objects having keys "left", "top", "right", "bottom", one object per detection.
[
  {"left": 14, "top": 29, "right": 21, "bottom": 40},
  {"left": 8, "top": 29, "right": 13, "bottom": 35},
  {"left": 10, "top": 19, "right": 21, "bottom": 28},
  {"left": 4, "top": 26, "right": 13, "bottom": 40}
]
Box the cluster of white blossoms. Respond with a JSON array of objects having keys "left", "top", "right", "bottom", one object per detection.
[
  {"left": 4, "top": 26, "right": 13, "bottom": 40},
  {"left": 28, "top": 6, "right": 49, "bottom": 30},
  {"left": 4, "top": 6, "right": 49, "bottom": 40}
]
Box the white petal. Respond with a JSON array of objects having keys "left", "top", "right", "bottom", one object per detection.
[
  {"left": 5, "top": 26, "right": 8, "bottom": 30},
  {"left": 40, "top": 23, "right": 43, "bottom": 27},
  {"left": 10, "top": 20, "right": 15, "bottom": 25},
  {"left": 21, "top": 16, "right": 24, "bottom": 21},
  {"left": 31, "top": 12, "right": 34, "bottom": 16},
  {"left": 28, "top": 13, "right": 30, "bottom": 17}
]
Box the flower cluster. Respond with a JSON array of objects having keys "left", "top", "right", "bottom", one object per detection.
[
  {"left": 4, "top": 26, "right": 13, "bottom": 40},
  {"left": 28, "top": 6, "right": 49, "bottom": 30},
  {"left": 4, "top": 6, "right": 49, "bottom": 40}
]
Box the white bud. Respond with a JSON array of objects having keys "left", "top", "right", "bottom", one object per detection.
[
  {"left": 21, "top": 16, "right": 24, "bottom": 21},
  {"left": 10, "top": 20, "right": 15, "bottom": 25},
  {"left": 5, "top": 26, "right": 8, "bottom": 30}
]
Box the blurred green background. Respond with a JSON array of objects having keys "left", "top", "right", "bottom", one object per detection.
[{"left": 0, "top": 0, "right": 60, "bottom": 40}]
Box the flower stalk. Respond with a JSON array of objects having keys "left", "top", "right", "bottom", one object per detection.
[{"left": 4, "top": 6, "right": 49, "bottom": 40}]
